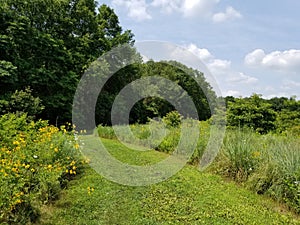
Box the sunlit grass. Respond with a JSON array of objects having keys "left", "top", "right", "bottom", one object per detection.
[{"left": 38, "top": 137, "right": 300, "bottom": 224}]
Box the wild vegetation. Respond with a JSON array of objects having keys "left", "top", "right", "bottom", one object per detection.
[
  {"left": 0, "top": 0, "right": 299, "bottom": 224},
  {"left": 97, "top": 111, "right": 300, "bottom": 214},
  {"left": 38, "top": 138, "right": 300, "bottom": 225},
  {"left": 0, "top": 113, "right": 84, "bottom": 224}
]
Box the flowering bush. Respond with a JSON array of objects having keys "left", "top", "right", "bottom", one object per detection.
[{"left": 0, "top": 113, "right": 85, "bottom": 224}]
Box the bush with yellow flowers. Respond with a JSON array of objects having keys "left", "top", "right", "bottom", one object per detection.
[{"left": 0, "top": 113, "right": 85, "bottom": 224}]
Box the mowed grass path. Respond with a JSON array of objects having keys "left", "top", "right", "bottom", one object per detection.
[{"left": 38, "top": 137, "right": 300, "bottom": 224}]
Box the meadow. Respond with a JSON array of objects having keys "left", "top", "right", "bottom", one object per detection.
[
  {"left": 1, "top": 113, "right": 300, "bottom": 224},
  {"left": 39, "top": 138, "right": 300, "bottom": 224},
  {"left": 97, "top": 119, "right": 300, "bottom": 214}
]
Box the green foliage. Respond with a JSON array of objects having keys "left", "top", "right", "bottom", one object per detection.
[
  {"left": 246, "top": 134, "right": 300, "bottom": 213},
  {"left": 0, "top": 114, "right": 85, "bottom": 224},
  {"left": 1, "top": 87, "right": 44, "bottom": 119},
  {"left": 274, "top": 97, "right": 300, "bottom": 134},
  {"left": 39, "top": 139, "right": 299, "bottom": 224},
  {"left": 94, "top": 60, "right": 216, "bottom": 126},
  {"left": 97, "top": 120, "right": 210, "bottom": 163},
  {"left": 140, "top": 60, "right": 216, "bottom": 121},
  {"left": 98, "top": 122, "right": 300, "bottom": 214},
  {"left": 162, "top": 111, "right": 182, "bottom": 128},
  {"left": 0, "top": 0, "right": 133, "bottom": 124},
  {"left": 219, "top": 129, "right": 262, "bottom": 181},
  {"left": 212, "top": 129, "right": 300, "bottom": 213},
  {"left": 226, "top": 94, "right": 276, "bottom": 134},
  {"left": 227, "top": 95, "right": 300, "bottom": 134},
  {"left": 0, "top": 60, "right": 17, "bottom": 79}
]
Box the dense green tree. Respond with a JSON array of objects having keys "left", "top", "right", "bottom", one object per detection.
[
  {"left": 0, "top": 0, "right": 133, "bottom": 124},
  {"left": 274, "top": 97, "right": 300, "bottom": 133},
  {"left": 147, "top": 60, "right": 213, "bottom": 122},
  {"left": 226, "top": 94, "right": 276, "bottom": 133},
  {"left": 268, "top": 97, "right": 289, "bottom": 112},
  {"left": 92, "top": 59, "right": 216, "bottom": 126}
]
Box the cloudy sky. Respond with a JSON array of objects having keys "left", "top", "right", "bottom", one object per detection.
[{"left": 100, "top": 0, "right": 300, "bottom": 98}]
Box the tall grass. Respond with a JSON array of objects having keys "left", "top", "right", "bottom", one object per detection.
[
  {"left": 97, "top": 121, "right": 300, "bottom": 213},
  {"left": 215, "top": 129, "right": 300, "bottom": 213},
  {"left": 97, "top": 120, "right": 210, "bottom": 163}
]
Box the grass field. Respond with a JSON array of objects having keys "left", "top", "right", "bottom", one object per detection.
[{"left": 38, "top": 137, "right": 300, "bottom": 224}]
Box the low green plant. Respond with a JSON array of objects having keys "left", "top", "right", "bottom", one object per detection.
[
  {"left": 97, "top": 119, "right": 210, "bottom": 160},
  {"left": 0, "top": 113, "right": 85, "bottom": 224},
  {"left": 162, "top": 110, "right": 182, "bottom": 128}
]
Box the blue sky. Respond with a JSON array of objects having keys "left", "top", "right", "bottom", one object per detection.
[{"left": 100, "top": 0, "right": 300, "bottom": 98}]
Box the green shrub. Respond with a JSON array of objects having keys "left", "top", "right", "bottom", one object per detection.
[
  {"left": 162, "top": 111, "right": 182, "bottom": 128},
  {"left": 0, "top": 87, "right": 44, "bottom": 119},
  {"left": 226, "top": 94, "right": 276, "bottom": 134},
  {"left": 0, "top": 113, "right": 85, "bottom": 224},
  {"left": 97, "top": 125, "right": 116, "bottom": 139}
]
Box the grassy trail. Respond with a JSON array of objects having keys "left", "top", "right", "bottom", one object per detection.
[{"left": 38, "top": 137, "right": 300, "bottom": 224}]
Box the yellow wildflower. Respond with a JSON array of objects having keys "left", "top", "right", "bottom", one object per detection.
[
  {"left": 252, "top": 151, "right": 261, "bottom": 158},
  {"left": 87, "top": 186, "right": 95, "bottom": 195}
]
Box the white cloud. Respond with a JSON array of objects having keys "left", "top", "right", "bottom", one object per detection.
[
  {"left": 281, "top": 80, "right": 300, "bottom": 90},
  {"left": 244, "top": 49, "right": 265, "bottom": 66},
  {"left": 245, "top": 49, "right": 300, "bottom": 71},
  {"left": 151, "top": 0, "right": 180, "bottom": 14},
  {"left": 181, "top": 0, "right": 219, "bottom": 18},
  {"left": 212, "top": 6, "right": 242, "bottom": 23},
  {"left": 186, "top": 44, "right": 230, "bottom": 69},
  {"left": 208, "top": 59, "right": 231, "bottom": 71},
  {"left": 112, "top": 0, "right": 151, "bottom": 21},
  {"left": 185, "top": 43, "right": 258, "bottom": 95},
  {"left": 151, "top": 0, "right": 219, "bottom": 17},
  {"left": 225, "top": 90, "right": 241, "bottom": 97},
  {"left": 114, "top": 0, "right": 241, "bottom": 22},
  {"left": 185, "top": 43, "right": 213, "bottom": 61},
  {"left": 227, "top": 72, "right": 258, "bottom": 84}
]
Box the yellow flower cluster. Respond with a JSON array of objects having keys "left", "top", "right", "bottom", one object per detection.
[
  {"left": 252, "top": 151, "right": 261, "bottom": 158},
  {"left": 37, "top": 126, "right": 59, "bottom": 142},
  {"left": 10, "top": 191, "right": 25, "bottom": 210},
  {"left": 1, "top": 119, "right": 85, "bottom": 222},
  {"left": 66, "top": 160, "right": 77, "bottom": 175},
  {"left": 87, "top": 186, "right": 95, "bottom": 195}
]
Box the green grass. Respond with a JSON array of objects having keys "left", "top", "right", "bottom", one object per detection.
[
  {"left": 37, "top": 137, "right": 300, "bottom": 224},
  {"left": 97, "top": 123, "right": 300, "bottom": 213}
]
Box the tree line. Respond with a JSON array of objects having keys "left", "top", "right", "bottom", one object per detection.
[
  {"left": 0, "top": 0, "right": 215, "bottom": 126},
  {"left": 0, "top": 0, "right": 133, "bottom": 124},
  {"left": 225, "top": 94, "right": 300, "bottom": 134},
  {"left": 1, "top": 0, "right": 298, "bottom": 134}
]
